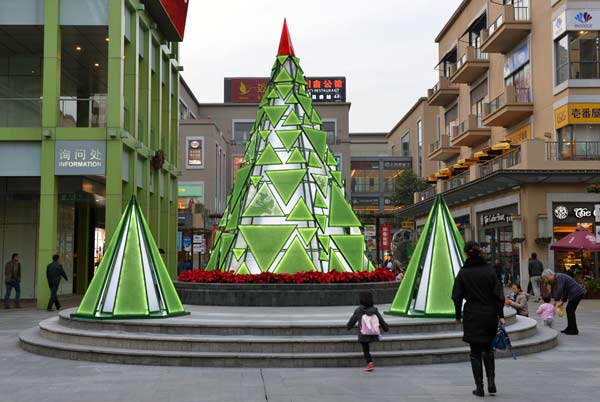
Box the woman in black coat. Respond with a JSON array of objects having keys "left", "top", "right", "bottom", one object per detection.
[{"left": 452, "top": 241, "right": 505, "bottom": 397}]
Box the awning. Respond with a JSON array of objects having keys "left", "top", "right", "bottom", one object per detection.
[
  {"left": 473, "top": 151, "right": 492, "bottom": 161},
  {"left": 453, "top": 163, "right": 468, "bottom": 170},
  {"left": 426, "top": 175, "right": 438, "bottom": 183},
  {"left": 435, "top": 172, "right": 450, "bottom": 180},
  {"left": 457, "top": 158, "right": 476, "bottom": 166}
]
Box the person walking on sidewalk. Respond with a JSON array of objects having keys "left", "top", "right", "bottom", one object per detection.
[
  {"left": 452, "top": 241, "right": 505, "bottom": 397},
  {"left": 4, "top": 253, "right": 21, "bottom": 309},
  {"left": 528, "top": 253, "right": 544, "bottom": 302},
  {"left": 542, "top": 269, "right": 585, "bottom": 335},
  {"left": 346, "top": 292, "right": 389, "bottom": 372},
  {"left": 46, "top": 254, "right": 68, "bottom": 311}
]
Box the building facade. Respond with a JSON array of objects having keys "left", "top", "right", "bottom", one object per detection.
[
  {"left": 398, "top": 0, "right": 600, "bottom": 285},
  {"left": 0, "top": 0, "right": 186, "bottom": 307}
]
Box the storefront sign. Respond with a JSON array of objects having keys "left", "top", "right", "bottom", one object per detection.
[
  {"left": 503, "top": 41, "right": 529, "bottom": 78},
  {"left": 380, "top": 224, "right": 392, "bottom": 251},
  {"left": 225, "top": 77, "right": 346, "bottom": 103},
  {"left": 554, "top": 104, "right": 600, "bottom": 129},
  {"left": 193, "top": 234, "right": 203, "bottom": 243},
  {"left": 383, "top": 160, "right": 412, "bottom": 170},
  {"left": 55, "top": 141, "right": 106, "bottom": 176},
  {"left": 142, "top": 0, "right": 189, "bottom": 41},
  {"left": 351, "top": 197, "right": 379, "bottom": 207},
  {"left": 505, "top": 124, "right": 531, "bottom": 145},
  {"left": 306, "top": 77, "right": 346, "bottom": 102},
  {"left": 480, "top": 212, "right": 513, "bottom": 227},
  {"left": 178, "top": 182, "right": 204, "bottom": 204},
  {"left": 364, "top": 225, "right": 376, "bottom": 237},
  {"left": 401, "top": 220, "right": 415, "bottom": 229},
  {"left": 553, "top": 203, "right": 598, "bottom": 222},
  {"left": 553, "top": 9, "right": 600, "bottom": 39}
]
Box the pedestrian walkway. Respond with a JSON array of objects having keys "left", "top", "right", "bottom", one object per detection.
[{"left": 1, "top": 301, "right": 599, "bottom": 402}]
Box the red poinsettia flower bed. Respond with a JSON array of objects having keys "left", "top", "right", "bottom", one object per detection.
[{"left": 178, "top": 268, "right": 396, "bottom": 284}]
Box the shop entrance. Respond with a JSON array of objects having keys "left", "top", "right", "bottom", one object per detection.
[{"left": 0, "top": 178, "right": 40, "bottom": 300}]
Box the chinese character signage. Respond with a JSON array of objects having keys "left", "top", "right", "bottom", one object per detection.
[
  {"left": 380, "top": 224, "right": 392, "bottom": 251},
  {"left": 225, "top": 77, "right": 346, "bottom": 103},
  {"left": 142, "top": 0, "right": 189, "bottom": 41},
  {"left": 55, "top": 141, "right": 106, "bottom": 176},
  {"left": 555, "top": 104, "right": 600, "bottom": 129},
  {"left": 306, "top": 77, "right": 346, "bottom": 102},
  {"left": 186, "top": 137, "right": 204, "bottom": 168},
  {"left": 505, "top": 124, "right": 531, "bottom": 145}
]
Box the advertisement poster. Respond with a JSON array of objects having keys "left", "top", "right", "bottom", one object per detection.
[
  {"left": 380, "top": 224, "right": 392, "bottom": 251},
  {"left": 183, "top": 236, "right": 191, "bottom": 252}
]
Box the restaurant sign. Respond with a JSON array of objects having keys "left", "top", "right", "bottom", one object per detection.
[
  {"left": 555, "top": 103, "right": 600, "bottom": 129},
  {"left": 225, "top": 76, "right": 346, "bottom": 103}
]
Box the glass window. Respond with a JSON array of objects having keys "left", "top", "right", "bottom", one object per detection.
[
  {"left": 60, "top": 0, "right": 108, "bottom": 26},
  {"left": 186, "top": 137, "right": 204, "bottom": 169},
  {"left": 445, "top": 104, "right": 458, "bottom": 135},
  {"left": 59, "top": 26, "right": 108, "bottom": 127},
  {"left": 401, "top": 133, "right": 410, "bottom": 157},
  {"left": 383, "top": 167, "right": 405, "bottom": 193},
  {"left": 233, "top": 121, "right": 254, "bottom": 144},
  {"left": 322, "top": 121, "right": 336, "bottom": 144},
  {"left": 555, "top": 35, "right": 569, "bottom": 85},
  {"left": 138, "top": 24, "right": 145, "bottom": 58},
  {"left": 417, "top": 120, "right": 423, "bottom": 178},
  {"left": 470, "top": 79, "right": 488, "bottom": 125},
  {"left": 351, "top": 161, "right": 379, "bottom": 193},
  {"left": 0, "top": 25, "right": 44, "bottom": 127}
]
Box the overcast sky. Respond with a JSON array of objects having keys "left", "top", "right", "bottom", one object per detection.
[{"left": 180, "top": 0, "right": 460, "bottom": 133}]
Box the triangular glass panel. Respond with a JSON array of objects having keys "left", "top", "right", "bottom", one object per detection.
[
  {"left": 259, "top": 130, "right": 271, "bottom": 141},
  {"left": 286, "top": 198, "right": 313, "bottom": 221},
  {"left": 276, "top": 84, "right": 294, "bottom": 100},
  {"left": 277, "top": 55, "right": 288, "bottom": 65},
  {"left": 331, "top": 171, "right": 343, "bottom": 186},
  {"left": 328, "top": 251, "right": 347, "bottom": 272},
  {"left": 310, "top": 109, "right": 323, "bottom": 125},
  {"left": 239, "top": 225, "right": 296, "bottom": 272},
  {"left": 331, "top": 235, "right": 364, "bottom": 272},
  {"left": 276, "top": 129, "right": 301, "bottom": 151},
  {"left": 266, "top": 169, "right": 307, "bottom": 204},
  {"left": 242, "top": 184, "right": 285, "bottom": 217},
  {"left": 298, "top": 227, "right": 317, "bottom": 245},
  {"left": 273, "top": 237, "right": 316, "bottom": 274},
  {"left": 319, "top": 250, "right": 328, "bottom": 261},
  {"left": 263, "top": 105, "right": 288, "bottom": 126},
  {"left": 314, "top": 214, "right": 327, "bottom": 232},
  {"left": 298, "top": 95, "right": 313, "bottom": 116},
  {"left": 314, "top": 191, "right": 327, "bottom": 208},
  {"left": 286, "top": 147, "right": 306, "bottom": 164},
  {"left": 250, "top": 176, "right": 262, "bottom": 187},
  {"left": 295, "top": 68, "right": 307, "bottom": 84},
  {"left": 285, "top": 93, "right": 299, "bottom": 104},
  {"left": 326, "top": 150, "right": 337, "bottom": 166},
  {"left": 303, "top": 127, "right": 327, "bottom": 160},
  {"left": 329, "top": 185, "right": 361, "bottom": 227},
  {"left": 274, "top": 67, "right": 293, "bottom": 83},
  {"left": 266, "top": 87, "right": 279, "bottom": 99},
  {"left": 232, "top": 248, "right": 246, "bottom": 261},
  {"left": 311, "top": 173, "right": 328, "bottom": 195},
  {"left": 308, "top": 152, "right": 322, "bottom": 168},
  {"left": 318, "top": 235, "right": 330, "bottom": 250},
  {"left": 256, "top": 143, "right": 283, "bottom": 165},
  {"left": 283, "top": 110, "right": 302, "bottom": 126},
  {"left": 236, "top": 262, "right": 251, "bottom": 275}
]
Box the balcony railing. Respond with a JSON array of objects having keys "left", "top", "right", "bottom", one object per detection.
[
  {"left": 454, "top": 47, "right": 488, "bottom": 71},
  {"left": 59, "top": 96, "right": 107, "bottom": 127},
  {"left": 446, "top": 170, "right": 470, "bottom": 190},
  {"left": 546, "top": 142, "right": 600, "bottom": 161},
  {"left": 478, "top": 148, "right": 521, "bottom": 177},
  {"left": 481, "top": 5, "right": 531, "bottom": 54},
  {"left": 420, "top": 185, "right": 437, "bottom": 201},
  {"left": 486, "top": 86, "right": 531, "bottom": 115},
  {"left": 0, "top": 98, "right": 42, "bottom": 127},
  {"left": 430, "top": 77, "right": 460, "bottom": 95}
]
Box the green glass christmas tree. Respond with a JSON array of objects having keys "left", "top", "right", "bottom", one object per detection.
[
  {"left": 388, "top": 195, "right": 464, "bottom": 318},
  {"left": 207, "top": 20, "right": 372, "bottom": 275},
  {"left": 72, "top": 196, "right": 186, "bottom": 319}
]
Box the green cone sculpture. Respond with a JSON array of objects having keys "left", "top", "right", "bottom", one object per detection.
[
  {"left": 72, "top": 196, "right": 186, "bottom": 319},
  {"left": 206, "top": 20, "right": 372, "bottom": 274},
  {"left": 388, "top": 195, "right": 464, "bottom": 318}
]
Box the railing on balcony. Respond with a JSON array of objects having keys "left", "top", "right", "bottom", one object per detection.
[
  {"left": 486, "top": 5, "right": 530, "bottom": 38},
  {"left": 546, "top": 142, "right": 600, "bottom": 161},
  {"left": 430, "top": 139, "right": 441, "bottom": 154},
  {"left": 431, "top": 76, "right": 460, "bottom": 95},
  {"left": 0, "top": 98, "right": 43, "bottom": 127},
  {"left": 446, "top": 170, "right": 470, "bottom": 190},
  {"left": 59, "top": 96, "right": 107, "bottom": 127},
  {"left": 478, "top": 148, "right": 521, "bottom": 177},
  {"left": 486, "top": 86, "right": 531, "bottom": 115},
  {"left": 454, "top": 115, "right": 485, "bottom": 139},
  {"left": 455, "top": 47, "right": 488, "bottom": 71},
  {"left": 421, "top": 185, "right": 437, "bottom": 201}
]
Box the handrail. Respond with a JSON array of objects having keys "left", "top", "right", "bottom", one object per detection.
[{"left": 546, "top": 141, "right": 600, "bottom": 161}]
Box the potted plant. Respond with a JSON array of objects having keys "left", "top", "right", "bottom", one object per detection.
[
  {"left": 151, "top": 149, "right": 165, "bottom": 170},
  {"left": 511, "top": 237, "right": 526, "bottom": 244}
]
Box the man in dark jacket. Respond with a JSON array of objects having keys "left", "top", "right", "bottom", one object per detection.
[
  {"left": 542, "top": 269, "right": 585, "bottom": 335},
  {"left": 452, "top": 241, "right": 505, "bottom": 397},
  {"left": 46, "top": 254, "right": 68, "bottom": 311},
  {"left": 4, "top": 253, "right": 21, "bottom": 309},
  {"left": 528, "top": 253, "right": 544, "bottom": 301}
]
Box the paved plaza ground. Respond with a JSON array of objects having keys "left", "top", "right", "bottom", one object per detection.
[{"left": 1, "top": 298, "right": 599, "bottom": 402}]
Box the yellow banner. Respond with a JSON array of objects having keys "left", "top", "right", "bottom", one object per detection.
[
  {"left": 505, "top": 124, "right": 531, "bottom": 145},
  {"left": 555, "top": 104, "right": 600, "bottom": 129}
]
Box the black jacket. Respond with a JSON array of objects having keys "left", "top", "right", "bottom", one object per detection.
[
  {"left": 346, "top": 305, "right": 390, "bottom": 343},
  {"left": 46, "top": 261, "right": 68, "bottom": 287},
  {"left": 452, "top": 256, "right": 504, "bottom": 345}
]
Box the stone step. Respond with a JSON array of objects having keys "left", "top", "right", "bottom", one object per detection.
[
  {"left": 19, "top": 326, "right": 558, "bottom": 368},
  {"left": 57, "top": 307, "right": 518, "bottom": 337},
  {"left": 38, "top": 316, "right": 538, "bottom": 354}
]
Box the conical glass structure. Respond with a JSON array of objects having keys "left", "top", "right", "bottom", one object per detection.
[
  {"left": 207, "top": 20, "right": 372, "bottom": 275},
  {"left": 72, "top": 196, "right": 186, "bottom": 319},
  {"left": 388, "top": 195, "right": 464, "bottom": 318}
]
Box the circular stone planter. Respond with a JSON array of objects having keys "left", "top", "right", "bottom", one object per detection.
[{"left": 174, "top": 280, "right": 400, "bottom": 306}]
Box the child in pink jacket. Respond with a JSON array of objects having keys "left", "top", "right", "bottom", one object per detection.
[{"left": 536, "top": 295, "right": 555, "bottom": 328}]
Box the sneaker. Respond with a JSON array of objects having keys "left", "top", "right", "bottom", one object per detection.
[
  {"left": 364, "top": 362, "right": 374, "bottom": 372},
  {"left": 564, "top": 330, "right": 579, "bottom": 335}
]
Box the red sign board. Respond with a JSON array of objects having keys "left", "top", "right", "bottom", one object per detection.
[
  {"left": 225, "top": 77, "right": 346, "bottom": 103},
  {"left": 380, "top": 225, "right": 392, "bottom": 251},
  {"left": 143, "top": 0, "right": 189, "bottom": 41}
]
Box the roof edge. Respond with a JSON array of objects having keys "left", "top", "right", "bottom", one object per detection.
[
  {"left": 435, "top": 0, "right": 471, "bottom": 43},
  {"left": 387, "top": 97, "right": 428, "bottom": 137}
]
